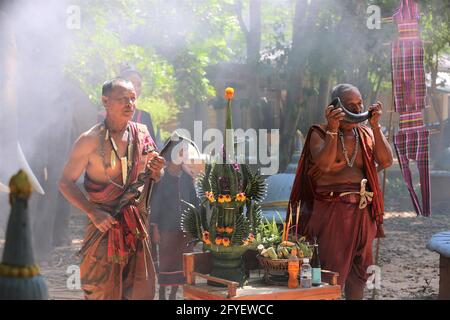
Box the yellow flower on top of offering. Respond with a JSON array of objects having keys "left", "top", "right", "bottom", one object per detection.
[
  {"left": 224, "top": 195, "right": 232, "bottom": 202},
  {"left": 235, "top": 192, "right": 246, "bottom": 202},
  {"left": 224, "top": 87, "right": 234, "bottom": 100}
]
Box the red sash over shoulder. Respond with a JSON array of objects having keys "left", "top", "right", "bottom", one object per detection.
[
  {"left": 84, "top": 122, "right": 157, "bottom": 264},
  {"left": 287, "top": 124, "right": 385, "bottom": 239}
]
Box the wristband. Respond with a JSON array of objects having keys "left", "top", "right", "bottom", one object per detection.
[{"left": 326, "top": 130, "right": 338, "bottom": 137}]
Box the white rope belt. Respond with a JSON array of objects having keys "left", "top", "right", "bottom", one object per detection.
[{"left": 338, "top": 179, "right": 374, "bottom": 209}]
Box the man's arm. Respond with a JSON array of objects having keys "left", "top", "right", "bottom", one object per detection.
[
  {"left": 310, "top": 131, "right": 340, "bottom": 173},
  {"left": 310, "top": 105, "right": 346, "bottom": 173},
  {"left": 368, "top": 102, "right": 394, "bottom": 170},
  {"left": 58, "top": 134, "right": 116, "bottom": 233}
]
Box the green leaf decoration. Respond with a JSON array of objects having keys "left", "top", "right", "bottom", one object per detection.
[
  {"left": 248, "top": 203, "right": 262, "bottom": 233},
  {"left": 241, "top": 164, "right": 252, "bottom": 192},
  {"left": 245, "top": 168, "right": 267, "bottom": 202},
  {"left": 209, "top": 163, "right": 221, "bottom": 196},
  {"left": 231, "top": 214, "right": 250, "bottom": 245},
  {"left": 199, "top": 205, "right": 208, "bottom": 231},
  {"left": 181, "top": 205, "right": 202, "bottom": 243}
]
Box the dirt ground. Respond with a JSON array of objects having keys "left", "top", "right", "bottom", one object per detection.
[{"left": 21, "top": 206, "right": 446, "bottom": 301}]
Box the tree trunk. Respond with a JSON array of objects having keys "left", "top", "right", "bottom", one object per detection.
[
  {"left": 247, "top": 0, "right": 261, "bottom": 130},
  {"left": 430, "top": 61, "right": 445, "bottom": 154},
  {"left": 315, "top": 74, "right": 331, "bottom": 124},
  {"left": 279, "top": 0, "right": 309, "bottom": 172}
]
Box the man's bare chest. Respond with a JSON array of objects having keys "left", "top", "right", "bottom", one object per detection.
[
  {"left": 87, "top": 137, "right": 147, "bottom": 185},
  {"left": 334, "top": 134, "right": 364, "bottom": 169}
]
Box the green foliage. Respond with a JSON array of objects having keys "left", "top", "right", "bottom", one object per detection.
[
  {"left": 65, "top": 0, "right": 242, "bottom": 133},
  {"left": 256, "top": 214, "right": 282, "bottom": 247}
]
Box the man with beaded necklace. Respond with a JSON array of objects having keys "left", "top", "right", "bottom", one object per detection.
[
  {"left": 59, "top": 78, "right": 165, "bottom": 299},
  {"left": 288, "top": 84, "right": 393, "bottom": 300}
]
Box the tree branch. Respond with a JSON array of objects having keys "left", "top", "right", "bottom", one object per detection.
[{"left": 234, "top": 0, "right": 249, "bottom": 40}]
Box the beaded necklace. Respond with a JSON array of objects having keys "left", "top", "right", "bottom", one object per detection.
[
  {"left": 99, "top": 121, "right": 133, "bottom": 188},
  {"left": 338, "top": 128, "right": 359, "bottom": 168}
]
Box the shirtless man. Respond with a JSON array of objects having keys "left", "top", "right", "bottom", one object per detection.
[
  {"left": 59, "top": 78, "right": 165, "bottom": 299},
  {"left": 288, "top": 83, "right": 393, "bottom": 300}
]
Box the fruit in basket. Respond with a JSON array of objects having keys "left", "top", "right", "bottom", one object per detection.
[
  {"left": 266, "top": 247, "right": 278, "bottom": 260},
  {"left": 260, "top": 248, "right": 269, "bottom": 258},
  {"left": 281, "top": 247, "right": 290, "bottom": 259},
  {"left": 281, "top": 241, "right": 295, "bottom": 247},
  {"left": 277, "top": 250, "right": 283, "bottom": 259}
]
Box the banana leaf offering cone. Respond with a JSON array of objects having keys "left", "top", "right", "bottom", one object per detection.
[
  {"left": 0, "top": 170, "right": 48, "bottom": 300},
  {"left": 181, "top": 87, "right": 267, "bottom": 286}
]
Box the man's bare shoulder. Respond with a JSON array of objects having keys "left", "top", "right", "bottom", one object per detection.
[{"left": 73, "top": 123, "right": 102, "bottom": 152}]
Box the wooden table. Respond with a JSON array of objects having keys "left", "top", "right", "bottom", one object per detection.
[{"left": 183, "top": 252, "right": 341, "bottom": 300}]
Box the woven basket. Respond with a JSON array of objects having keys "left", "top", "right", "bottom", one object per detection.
[{"left": 257, "top": 255, "right": 289, "bottom": 272}]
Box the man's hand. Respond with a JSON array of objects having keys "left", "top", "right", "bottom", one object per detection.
[
  {"left": 88, "top": 208, "right": 117, "bottom": 233},
  {"left": 147, "top": 153, "right": 166, "bottom": 180},
  {"left": 368, "top": 101, "right": 383, "bottom": 128},
  {"left": 325, "top": 104, "right": 345, "bottom": 132}
]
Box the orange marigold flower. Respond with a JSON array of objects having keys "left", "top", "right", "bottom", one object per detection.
[
  {"left": 205, "top": 191, "right": 215, "bottom": 203},
  {"left": 218, "top": 195, "right": 226, "bottom": 203},
  {"left": 215, "top": 236, "right": 223, "bottom": 245},
  {"left": 222, "top": 237, "right": 231, "bottom": 247},
  {"left": 216, "top": 227, "right": 225, "bottom": 233},
  {"left": 224, "top": 195, "right": 232, "bottom": 202},
  {"left": 225, "top": 227, "right": 234, "bottom": 234},
  {"left": 235, "top": 192, "right": 247, "bottom": 202},
  {"left": 224, "top": 87, "right": 234, "bottom": 100}
]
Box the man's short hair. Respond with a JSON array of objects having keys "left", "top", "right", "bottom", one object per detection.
[
  {"left": 102, "top": 78, "right": 133, "bottom": 96},
  {"left": 331, "top": 84, "right": 360, "bottom": 100}
]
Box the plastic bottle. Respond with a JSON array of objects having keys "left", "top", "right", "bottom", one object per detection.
[
  {"left": 300, "top": 258, "right": 312, "bottom": 288},
  {"left": 287, "top": 249, "right": 299, "bottom": 289}
]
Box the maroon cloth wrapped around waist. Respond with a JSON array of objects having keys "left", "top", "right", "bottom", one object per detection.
[{"left": 314, "top": 183, "right": 373, "bottom": 205}]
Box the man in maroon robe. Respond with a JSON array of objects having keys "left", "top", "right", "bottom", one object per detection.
[
  {"left": 287, "top": 84, "right": 393, "bottom": 300},
  {"left": 59, "top": 78, "right": 165, "bottom": 299}
]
